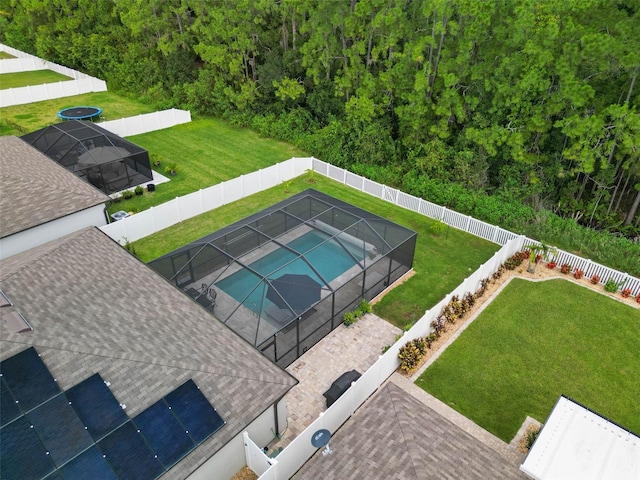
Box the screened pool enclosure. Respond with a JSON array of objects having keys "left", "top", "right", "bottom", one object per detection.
[
  {"left": 150, "top": 190, "right": 417, "bottom": 367},
  {"left": 21, "top": 120, "right": 153, "bottom": 194}
]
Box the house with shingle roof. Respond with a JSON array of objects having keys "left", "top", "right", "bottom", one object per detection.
[
  {"left": 0, "top": 136, "right": 109, "bottom": 259},
  {"left": 294, "top": 379, "right": 526, "bottom": 480},
  {"left": 0, "top": 227, "right": 297, "bottom": 479}
]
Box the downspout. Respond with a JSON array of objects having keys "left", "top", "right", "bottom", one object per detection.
[
  {"left": 103, "top": 200, "right": 113, "bottom": 224},
  {"left": 273, "top": 402, "right": 280, "bottom": 438}
]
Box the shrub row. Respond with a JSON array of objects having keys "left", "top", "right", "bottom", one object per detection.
[{"left": 343, "top": 299, "right": 372, "bottom": 326}]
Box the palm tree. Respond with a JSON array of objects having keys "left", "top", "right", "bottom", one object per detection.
[{"left": 524, "top": 241, "right": 558, "bottom": 273}]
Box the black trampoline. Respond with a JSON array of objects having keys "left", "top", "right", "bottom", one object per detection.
[{"left": 57, "top": 106, "right": 102, "bottom": 121}]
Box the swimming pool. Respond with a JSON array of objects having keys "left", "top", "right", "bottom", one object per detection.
[{"left": 216, "top": 230, "right": 364, "bottom": 313}]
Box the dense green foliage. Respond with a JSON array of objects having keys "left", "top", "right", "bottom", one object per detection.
[
  {"left": 416, "top": 278, "right": 640, "bottom": 441},
  {"left": 1, "top": 0, "right": 638, "bottom": 273}
]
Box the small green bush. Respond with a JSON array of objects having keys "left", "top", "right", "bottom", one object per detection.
[
  {"left": 399, "top": 341, "right": 422, "bottom": 372},
  {"left": 164, "top": 162, "right": 179, "bottom": 175},
  {"left": 343, "top": 299, "right": 372, "bottom": 326},
  {"left": 122, "top": 190, "right": 134, "bottom": 199},
  {"left": 358, "top": 299, "right": 372, "bottom": 314},
  {"left": 525, "top": 427, "right": 540, "bottom": 451},
  {"left": 343, "top": 310, "right": 357, "bottom": 326},
  {"left": 604, "top": 278, "right": 621, "bottom": 293},
  {"left": 431, "top": 220, "right": 447, "bottom": 236}
]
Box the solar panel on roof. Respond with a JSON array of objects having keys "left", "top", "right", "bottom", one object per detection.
[
  {"left": 28, "top": 393, "right": 94, "bottom": 466},
  {"left": 66, "top": 373, "right": 128, "bottom": 441},
  {"left": 59, "top": 445, "right": 118, "bottom": 480},
  {"left": 0, "top": 378, "right": 21, "bottom": 427},
  {"left": 0, "top": 415, "right": 56, "bottom": 479},
  {"left": 98, "top": 421, "right": 164, "bottom": 480},
  {"left": 134, "top": 399, "right": 195, "bottom": 469},
  {"left": 165, "top": 380, "right": 225, "bottom": 443},
  {"left": 43, "top": 471, "right": 64, "bottom": 480},
  {"left": 0, "top": 347, "right": 60, "bottom": 412}
]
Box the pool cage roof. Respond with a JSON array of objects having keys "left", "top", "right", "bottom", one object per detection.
[
  {"left": 150, "top": 189, "right": 417, "bottom": 364},
  {"left": 21, "top": 120, "right": 152, "bottom": 194}
]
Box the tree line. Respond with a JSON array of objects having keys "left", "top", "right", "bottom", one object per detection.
[{"left": 2, "top": 0, "right": 639, "bottom": 273}]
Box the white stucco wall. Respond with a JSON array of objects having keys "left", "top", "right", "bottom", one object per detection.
[
  {"left": 0, "top": 205, "right": 107, "bottom": 259},
  {"left": 188, "top": 398, "right": 288, "bottom": 480}
]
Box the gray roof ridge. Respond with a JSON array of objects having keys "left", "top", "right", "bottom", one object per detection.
[
  {"left": 0, "top": 231, "right": 79, "bottom": 278},
  {"left": 387, "top": 381, "right": 429, "bottom": 480}
]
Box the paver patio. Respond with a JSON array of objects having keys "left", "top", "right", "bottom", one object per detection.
[{"left": 270, "top": 313, "right": 402, "bottom": 450}]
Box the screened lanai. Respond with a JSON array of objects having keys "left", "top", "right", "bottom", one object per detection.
[
  {"left": 150, "top": 189, "right": 417, "bottom": 367},
  {"left": 21, "top": 120, "right": 152, "bottom": 194}
]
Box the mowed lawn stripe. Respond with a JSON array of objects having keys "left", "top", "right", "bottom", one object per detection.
[{"left": 416, "top": 278, "right": 640, "bottom": 442}]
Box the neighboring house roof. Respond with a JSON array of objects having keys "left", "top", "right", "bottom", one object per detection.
[
  {"left": 0, "top": 227, "right": 297, "bottom": 479},
  {"left": 520, "top": 395, "right": 640, "bottom": 480},
  {"left": 295, "top": 381, "right": 525, "bottom": 480},
  {"left": 0, "top": 136, "right": 108, "bottom": 238}
]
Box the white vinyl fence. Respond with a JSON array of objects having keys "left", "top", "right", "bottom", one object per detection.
[
  {"left": 0, "top": 43, "right": 107, "bottom": 107},
  {"left": 99, "top": 158, "right": 312, "bottom": 243},
  {"left": 99, "top": 156, "right": 639, "bottom": 296},
  {"left": 255, "top": 236, "right": 524, "bottom": 480},
  {"left": 96, "top": 109, "right": 191, "bottom": 137},
  {"left": 312, "top": 158, "right": 640, "bottom": 296}
]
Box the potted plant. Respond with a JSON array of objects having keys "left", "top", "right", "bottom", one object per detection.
[
  {"left": 150, "top": 153, "right": 161, "bottom": 168},
  {"left": 122, "top": 189, "right": 134, "bottom": 200},
  {"left": 573, "top": 269, "right": 584, "bottom": 279},
  {"left": 621, "top": 288, "right": 632, "bottom": 298},
  {"left": 590, "top": 274, "right": 600, "bottom": 284},
  {"left": 524, "top": 242, "right": 558, "bottom": 273},
  {"left": 165, "top": 162, "right": 179, "bottom": 176},
  {"left": 134, "top": 185, "right": 144, "bottom": 196},
  {"left": 560, "top": 263, "right": 571, "bottom": 274}
]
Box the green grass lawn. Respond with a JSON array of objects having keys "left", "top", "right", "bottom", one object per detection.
[
  {"left": 0, "top": 70, "right": 72, "bottom": 89},
  {"left": 108, "top": 118, "right": 306, "bottom": 214},
  {"left": 416, "top": 278, "right": 640, "bottom": 442},
  {"left": 132, "top": 173, "right": 498, "bottom": 328},
  {"left": 0, "top": 91, "right": 155, "bottom": 135}
]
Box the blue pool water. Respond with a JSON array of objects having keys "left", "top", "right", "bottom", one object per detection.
[{"left": 216, "top": 230, "right": 364, "bottom": 312}]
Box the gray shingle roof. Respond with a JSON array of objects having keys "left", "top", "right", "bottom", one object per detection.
[
  {"left": 0, "top": 136, "right": 108, "bottom": 238},
  {"left": 295, "top": 381, "right": 526, "bottom": 480},
  {"left": 0, "top": 227, "right": 297, "bottom": 479}
]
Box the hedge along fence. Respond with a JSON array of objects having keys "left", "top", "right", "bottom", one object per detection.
[{"left": 312, "top": 158, "right": 640, "bottom": 296}]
